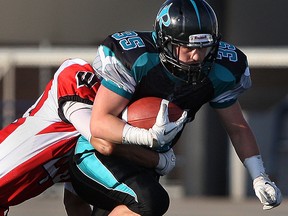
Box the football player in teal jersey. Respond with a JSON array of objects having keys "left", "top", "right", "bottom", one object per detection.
[{"left": 69, "top": 0, "right": 282, "bottom": 215}]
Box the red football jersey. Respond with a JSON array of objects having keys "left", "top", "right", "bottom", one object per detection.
[{"left": 0, "top": 58, "right": 100, "bottom": 209}]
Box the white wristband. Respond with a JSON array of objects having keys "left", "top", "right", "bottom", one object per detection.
[
  {"left": 244, "top": 155, "right": 266, "bottom": 180},
  {"left": 122, "top": 123, "right": 153, "bottom": 147}
]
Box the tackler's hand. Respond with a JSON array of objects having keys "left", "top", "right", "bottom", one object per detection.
[{"left": 155, "top": 148, "right": 176, "bottom": 176}]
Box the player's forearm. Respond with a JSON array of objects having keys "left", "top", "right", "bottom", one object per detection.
[
  {"left": 230, "top": 129, "right": 260, "bottom": 162},
  {"left": 90, "top": 137, "right": 158, "bottom": 168},
  {"left": 90, "top": 85, "right": 130, "bottom": 144},
  {"left": 112, "top": 144, "right": 158, "bottom": 168},
  {"left": 90, "top": 114, "right": 126, "bottom": 144}
]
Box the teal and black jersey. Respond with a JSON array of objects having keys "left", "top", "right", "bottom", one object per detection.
[{"left": 92, "top": 31, "right": 251, "bottom": 121}]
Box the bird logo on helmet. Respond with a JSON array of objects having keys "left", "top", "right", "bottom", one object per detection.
[{"left": 156, "top": 3, "right": 173, "bottom": 30}]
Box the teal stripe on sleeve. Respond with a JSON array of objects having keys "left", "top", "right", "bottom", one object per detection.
[
  {"left": 131, "top": 52, "right": 160, "bottom": 82},
  {"left": 101, "top": 80, "right": 133, "bottom": 99}
]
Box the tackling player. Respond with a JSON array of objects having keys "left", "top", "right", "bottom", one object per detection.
[
  {"left": 69, "top": 0, "right": 282, "bottom": 215},
  {"left": 0, "top": 58, "right": 174, "bottom": 215}
]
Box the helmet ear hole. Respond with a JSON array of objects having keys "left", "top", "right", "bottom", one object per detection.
[
  {"left": 157, "top": 31, "right": 163, "bottom": 44},
  {"left": 164, "top": 42, "right": 173, "bottom": 57}
]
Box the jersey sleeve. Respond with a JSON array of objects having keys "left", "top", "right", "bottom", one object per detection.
[
  {"left": 209, "top": 42, "right": 252, "bottom": 108},
  {"left": 92, "top": 31, "right": 156, "bottom": 100},
  {"left": 209, "top": 67, "right": 251, "bottom": 108},
  {"left": 55, "top": 58, "right": 100, "bottom": 122},
  {"left": 93, "top": 45, "right": 136, "bottom": 99}
]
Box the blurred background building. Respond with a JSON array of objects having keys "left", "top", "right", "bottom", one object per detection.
[{"left": 0, "top": 0, "right": 288, "bottom": 199}]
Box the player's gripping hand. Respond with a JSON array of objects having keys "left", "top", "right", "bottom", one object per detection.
[
  {"left": 155, "top": 148, "right": 176, "bottom": 176},
  {"left": 149, "top": 99, "right": 187, "bottom": 150},
  {"left": 122, "top": 99, "right": 187, "bottom": 149},
  {"left": 253, "top": 173, "right": 282, "bottom": 210}
]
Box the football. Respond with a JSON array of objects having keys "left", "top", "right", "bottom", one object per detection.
[{"left": 122, "top": 97, "right": 183, "bottom": 129}]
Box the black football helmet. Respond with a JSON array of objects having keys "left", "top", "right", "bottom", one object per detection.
[{"left": 155, "top": 0, "right": 221, "bottom": 84}]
